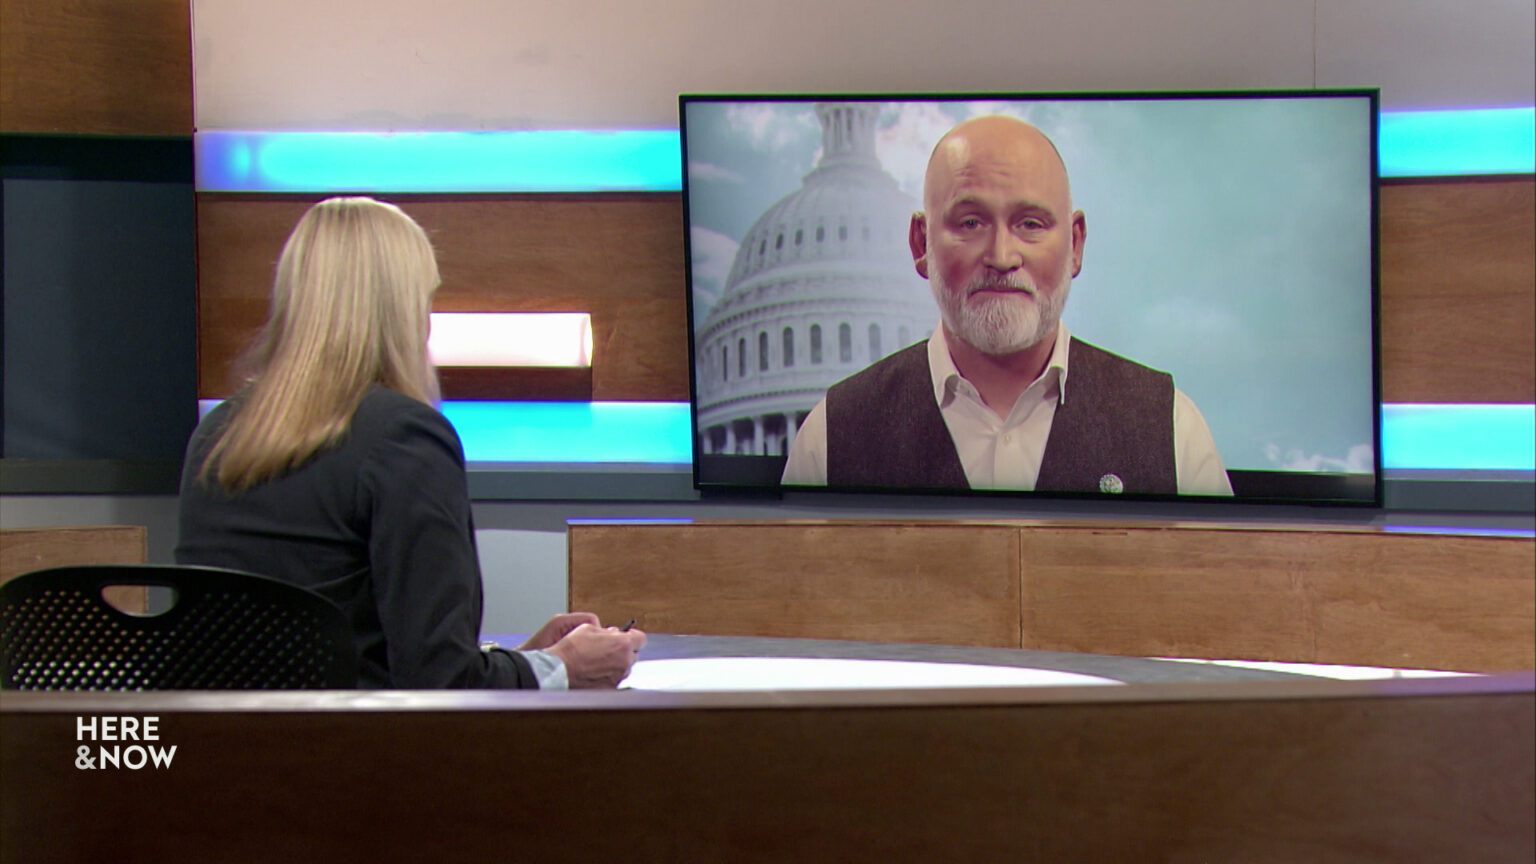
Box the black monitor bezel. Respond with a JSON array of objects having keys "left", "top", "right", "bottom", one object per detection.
[{"left": 678, "top": 89, "right": 1383, "bottom": 509}]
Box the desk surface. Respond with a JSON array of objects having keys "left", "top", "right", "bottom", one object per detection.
[{"left": 493, "top": 632, "right": 1322, "bottom": 684}]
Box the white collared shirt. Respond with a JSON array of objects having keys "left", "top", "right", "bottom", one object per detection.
[{"left": 782, "top": 324, "right": 1233, "bottom": 496}]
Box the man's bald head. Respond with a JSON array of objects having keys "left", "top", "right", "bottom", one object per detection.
[{"left": 922, "top": 115, "right": 1073, "bottom": 216}]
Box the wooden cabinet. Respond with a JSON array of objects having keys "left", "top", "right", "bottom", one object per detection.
[{"left": 570, "top": 519, "right": 1535, "bottom": 672}]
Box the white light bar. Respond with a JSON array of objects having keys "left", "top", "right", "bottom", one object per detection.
[
  {"left": 623, "top": 657, "right": 1123, "bottom": 691},
  {"left": 427, "top": 312, "right": 592, "bottom": 368}
]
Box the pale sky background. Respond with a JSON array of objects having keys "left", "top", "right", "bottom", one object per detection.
[{"left": 683, "top": 95, "right": 1377, "bottom": 474}]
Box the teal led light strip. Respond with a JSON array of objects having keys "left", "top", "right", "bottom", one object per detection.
[
  {"left": 197, "top": 401, "right": 1534, "bottom": 470},
  {"left": 1379, "top": 108, "right": 1534, "bottom": 177},
  {"left": 1381, "top": 403, "right": 1534, "bottom": 472},
  {"left": 195, "top": 130, "right": 682, "bottom": 193},
  {"left": 439, "top": 401, "right": 692, "bottom": 464},
  {"left": 194, "top": 108, "right": 1534, "bottom": 192}
]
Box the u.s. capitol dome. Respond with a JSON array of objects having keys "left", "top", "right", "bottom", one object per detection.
[{"left": 695, "top": 103, "right": 933, "bottom": 456}]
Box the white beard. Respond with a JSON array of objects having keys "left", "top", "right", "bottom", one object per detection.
[{"left": 931, "top": 268, "right": 1070, "bottom": 355}]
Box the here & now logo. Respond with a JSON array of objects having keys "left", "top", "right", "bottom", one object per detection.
[{"left": 75, "top": 716, "right": 177, "bottom": 770}]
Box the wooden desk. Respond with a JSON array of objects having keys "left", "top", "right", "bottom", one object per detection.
[{"left": 3, "top": 671, "right": 1530, "bottom": 862}]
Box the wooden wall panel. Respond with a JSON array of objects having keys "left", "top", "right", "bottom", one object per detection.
[
  {"left": 194, "top": 194, "right": 689, "bottom": 401},
  {"left": 0, "top": 525, "right": 147, "bottom": 579},
  {"left": 567, "top": 521, "right": 1536, "bottom": 671},
  {"left": 567, "top": 522, "right": 1020, "bottom": 647},
  {"left": 0, "top": 526, "right": 149, "bottom": 614},
  {"left": 1379, "top": 178, "right": 1536, "bottom": 403},
  {"left": 197, "top": 178, "right": 1533, "bottom": 405},
  {"left": 1019, "top": 525, "right": 1536, "bottom": 672},
  {"left": 0, "top": 0, "right": 192, "bottom": 135},
  {"left": 4, "top": 679, "right": 1532, "bottom": 862}
]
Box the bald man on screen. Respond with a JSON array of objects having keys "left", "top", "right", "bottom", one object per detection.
[{"left": 782, "top": 115, "right": 1232, "bottom": 496}]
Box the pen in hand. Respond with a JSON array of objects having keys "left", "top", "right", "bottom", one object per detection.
[{"left": 619, "top": 618, "right": 636, "bottom": 632}]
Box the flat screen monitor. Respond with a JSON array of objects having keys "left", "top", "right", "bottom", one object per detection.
[{"left": 680, "top": 90, "right": 1381, "bottom": 506}]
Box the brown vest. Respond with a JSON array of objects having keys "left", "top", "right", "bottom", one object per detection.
[{"left": 825, "top": 337, "right": 1176, "bottom": 494}]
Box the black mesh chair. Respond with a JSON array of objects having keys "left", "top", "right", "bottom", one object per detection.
[{"left": 0, "top": 564, "right": 358, "bottom": 690}]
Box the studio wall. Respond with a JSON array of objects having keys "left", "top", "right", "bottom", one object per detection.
[
  {"left": 189, "top": 0, "right": 1534, "bottom": 130},
  {"left": 3, "top": 0, "right": 1532, "bottom": 636},
  {"left": 184, "top": 0, "right": 1536, "bottom": 410}
]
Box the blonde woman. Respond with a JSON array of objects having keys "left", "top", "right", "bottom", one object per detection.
[{"left": 176, "top": 197, "right": 644, "bottom": 688}]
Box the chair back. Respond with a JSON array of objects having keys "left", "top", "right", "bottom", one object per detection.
[{"left": 0, "top": 564, "right": 358, "bottom": 689}]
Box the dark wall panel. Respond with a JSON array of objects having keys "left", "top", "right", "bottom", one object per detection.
[{"left": 2, "top": 136, "right": 197, "bottom": 461}]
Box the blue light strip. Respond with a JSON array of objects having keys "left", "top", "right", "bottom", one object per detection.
[
  {"left": 194, "top": 108, "right": 1533, "bottom": 192},
  {"left": 1379, "top": 108, "right": 1534, "bottom": 177},
  {"left": 1381, "top": 403, "right": 1534, "bottom": 472},
  {"left": 567, "top": 518, "right": 698, "bottom": 524},
  {"left": 197, "top": 400, "right": 1532, "bottom": 470},
  {"left": 196, "top": 130, "right": 683, "bottom": 193},
  {"left": 439, "top": 401, "right": 693, "bottom": 464}
]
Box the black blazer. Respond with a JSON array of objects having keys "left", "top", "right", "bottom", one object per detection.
[{"left": 176, "top": 386, "right": 537, "bottom": 689}]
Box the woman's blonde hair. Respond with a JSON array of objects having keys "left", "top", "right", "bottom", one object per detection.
[{"left": 200, "top": 196, "right": 441, "bottom": 491}]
